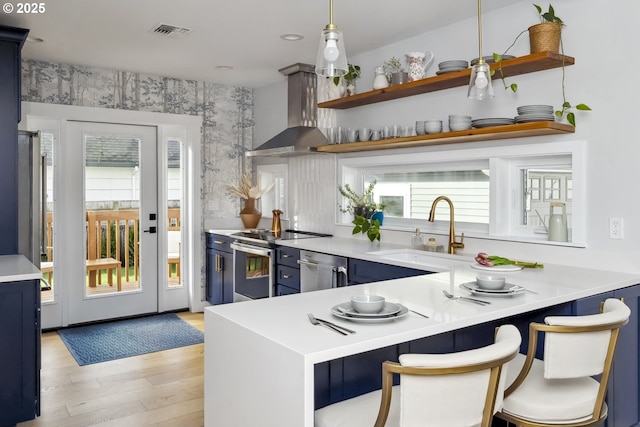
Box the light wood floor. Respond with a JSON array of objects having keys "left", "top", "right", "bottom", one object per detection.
[{"left": 18, "top": 312, "right": 205, "bottom": 427}]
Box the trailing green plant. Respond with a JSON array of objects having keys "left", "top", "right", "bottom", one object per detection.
[
  {"left": 352, "top": 215, "right": 381, "bottom": 242},
  {"left": 493, "top": 3, "right": 591, "bottom": 126},
  {"left": 333, "top": 63, "right": 361, "bottom": 86},
  {"left": 534, "top": 3, "right": 563, "bottom": 23}
]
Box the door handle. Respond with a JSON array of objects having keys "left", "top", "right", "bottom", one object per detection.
[{"left": 143, "top": 226, "right": 157, "bottom": 233}]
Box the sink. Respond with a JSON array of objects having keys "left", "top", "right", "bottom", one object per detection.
[{"left": 365, "top": 248, "right": 472, "bottom": 271}]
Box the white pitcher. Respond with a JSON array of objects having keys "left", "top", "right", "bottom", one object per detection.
[
  {"left": 548, "top": 202, "right": 568, "bottom": 242},
  {"left": 406, "top": 51, "right": 435, "bottom": 81}
]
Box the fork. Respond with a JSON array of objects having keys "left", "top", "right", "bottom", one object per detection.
[
  {"left": 307, "top": 313, "right": 348, "bottom": 335},
  {"left": 442, "top": 290, "right": 491, "bottom": 306}
]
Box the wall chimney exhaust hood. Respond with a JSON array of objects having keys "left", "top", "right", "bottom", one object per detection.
[{"left": 246, "top": 63, "right": 328, "bottom": 157}]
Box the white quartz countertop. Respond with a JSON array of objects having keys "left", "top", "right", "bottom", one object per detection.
[
  {"left": 0, "top": 254, "right": 42, "bottom": 283},
  {"left": 206, "top": 262, "right": 640, "bottom": 364}
]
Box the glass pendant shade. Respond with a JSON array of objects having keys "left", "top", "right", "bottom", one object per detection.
[
  {"left": 467, "top": 61, "right": 494, "bottom": 100},
  {"left": 315, "top": 27, "right": 348, "bottom": 77}
]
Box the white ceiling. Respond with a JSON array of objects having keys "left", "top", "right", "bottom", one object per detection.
[{"left": 0, "top": 0, "right": 521, "bottom": 89}]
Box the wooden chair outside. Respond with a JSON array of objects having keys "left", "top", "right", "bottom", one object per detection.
[{"left": 86, "top": 210, "right": 138, "bottom": 290}]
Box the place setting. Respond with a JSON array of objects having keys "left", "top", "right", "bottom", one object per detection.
[
  {"left": 330, "top": 294, "right": 415, "bottom": 323},
  {"left": 459, "top": 275, "right": 530, "bottom": 298}
]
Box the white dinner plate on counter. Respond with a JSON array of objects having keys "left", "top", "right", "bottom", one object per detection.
[
  {"left": 331, "top": 302, "right": 409, "bottom": 323},
  {"left": 460, "top": 282, "right": 526, "bottom": 297},
  {"left": 470, "top": 263, "right": 524, "bottom": 272}
]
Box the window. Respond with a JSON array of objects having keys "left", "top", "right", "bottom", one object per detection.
[{"left": 338, "top": 141, "right": 585, "bottom": 246}]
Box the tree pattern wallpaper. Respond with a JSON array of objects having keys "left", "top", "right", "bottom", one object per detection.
[{"left": 21, "top": 59, "right": 254, "bottom": 229}]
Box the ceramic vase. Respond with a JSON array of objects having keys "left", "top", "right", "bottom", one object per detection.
[{"left": 240, "top": 198, "right": 261, "bottom": 229}]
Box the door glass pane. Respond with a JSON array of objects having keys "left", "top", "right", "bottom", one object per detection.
[
  {"left": 167, "top": 139, "right": 182, "bottom": 288},
  {"left": 84, "top": 134, "right": 141, "bottom": 296},
  {"left": 41, "top": 132, "right": 54, "bottom": 303}
]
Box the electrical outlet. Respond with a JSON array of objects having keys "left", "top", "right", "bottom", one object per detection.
[{"left": 609, "top": 217, "right": 624, "bottom": 239}]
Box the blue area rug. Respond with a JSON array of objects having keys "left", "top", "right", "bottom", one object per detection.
[{"left": 58, "top": 313, "right": 204, "bottom": 366}]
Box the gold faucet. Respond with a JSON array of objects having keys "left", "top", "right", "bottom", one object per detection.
[{"left": 428, "top": 196, "right": 465, "bottom": 254}]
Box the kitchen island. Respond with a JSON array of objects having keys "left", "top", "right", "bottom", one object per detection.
[{"left": 204, "top": 259, "right": 640, "bottom": 427}]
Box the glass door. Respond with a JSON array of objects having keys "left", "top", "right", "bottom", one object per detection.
[{"left": 66, "top": 122, "right": 158, "bottom": 324}]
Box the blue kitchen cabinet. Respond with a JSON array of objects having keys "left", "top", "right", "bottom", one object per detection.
[
  {"left": 0, "top": 26, "right": 28, "bottom": 256},
  {"left": 348, "top": 258, "right": 430, "bottom": 285},
  {"left": 205, "top": 233, "right": 234, "bottom": 305},
  {"left": 0, "top": 279, "right": 40, "bottom": 427},
  {"left": 275, "top": 246, "right": 300, "bottom": 295}
]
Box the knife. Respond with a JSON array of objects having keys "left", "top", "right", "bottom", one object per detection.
[{"left": 315, "top": 317, "right": 357, "bottom": 334}]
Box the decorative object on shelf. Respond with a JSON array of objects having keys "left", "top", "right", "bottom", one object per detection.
[
  {"left": 327, "top": 76, "right": 346, "bottom": 100},
  {"left": 315, "top": 0, "right": 348, "bottom": 77},
  {"left": 384, "top": 57, "right": 408, "bottom": 86},
  {"left": 334, "top": 63, "right": 360, "bottom": 96},
  {"left": 226, "top": 173, "right": 275, "bottom": 229},
  {"left": 530, "top": 4, "right": 563, "bottom": 53},
  {"left": 494, "top": 4, "right": 591, "bottom": 125},
  {"left": 406, "top": 51, "right": 434, "bottom": 81},
  {"left": 372, "top": 66, "right": 389, "bottom": 90},
  {"left": 468, "top": 0, "right": 494, "bottom": 100}
]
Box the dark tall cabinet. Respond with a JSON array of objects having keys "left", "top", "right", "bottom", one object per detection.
[
  {"left": 0, "top": 275, "right": 40, "bottom": 427},
  {"left": 0, "top": 25, "right": 28, "bottom": 255}
]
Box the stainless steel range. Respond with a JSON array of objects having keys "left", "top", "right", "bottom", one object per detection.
[{"left": 230, "top": 229, "right": 332, "bottom": 301}]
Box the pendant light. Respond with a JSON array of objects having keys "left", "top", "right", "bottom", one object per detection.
[
  {"left": 315, "top": 0, "right": 348, "bottom": 77},
  {"left": 468, "top": 0, "right": 494, "bottom": 100}
]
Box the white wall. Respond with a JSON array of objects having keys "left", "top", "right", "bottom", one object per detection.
[{"left": 254, "top": 0, "right": 640, "bottom": 273}]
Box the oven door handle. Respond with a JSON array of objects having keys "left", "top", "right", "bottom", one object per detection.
[{"left": 230, "top": 242, "right": 273, "bottom": 257}]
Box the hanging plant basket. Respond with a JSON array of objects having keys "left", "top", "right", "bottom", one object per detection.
[{"left": 528, "top": 22, "right": 562, "bottom": 53}]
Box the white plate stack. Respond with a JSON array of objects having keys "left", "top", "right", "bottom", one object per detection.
[
  {"left": 436, "top": 60, "right": 468, "bottom": 75},
  {"left": 470, "top": 54, "right": 515, "bottom": 65},
  {"left": 515, "top": 105, "right": 555, "bottom": 123},
  {"left": 449, "top": 115, "right": 472, "bottom": 131},
  {"left": 471, "top": 117, "right": 515, "bottom": 128}
]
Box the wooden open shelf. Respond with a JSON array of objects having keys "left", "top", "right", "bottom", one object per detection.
[
  {"left": 314, "top": 121, "right": 575, "bottom": 153},
  {"left": 318, "top": 51, "right": 574, "bottom": 110}
]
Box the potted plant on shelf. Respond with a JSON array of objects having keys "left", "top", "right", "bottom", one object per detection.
[
  {"left": 338, "top": 180, "right": 384, "bottom": 242},
  {"left": 493, "top": 3, "right": 591, "bottom": 126},
  {"left": 334, "top": 64, "right": 361, "bottom": 96},
  {"left": 384, "top": 57, "right": 408, "bottom": 85}
]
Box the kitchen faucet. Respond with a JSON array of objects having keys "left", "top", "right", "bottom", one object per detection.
[{"left": 428, "top": 196, "right": 464, "bottom": 254}]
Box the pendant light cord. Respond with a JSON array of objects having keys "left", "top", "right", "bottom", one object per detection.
[{"left": 477, "top": 0, "right": 483, "bottom": 60}]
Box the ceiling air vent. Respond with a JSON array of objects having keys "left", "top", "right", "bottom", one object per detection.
[{"left": 149, "top": 23, "right": 192, "bottom": 39}]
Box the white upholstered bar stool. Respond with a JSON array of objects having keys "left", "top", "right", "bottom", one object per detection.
[
  {"left": 495, "top": 298, "right": 630, "bottom": 427},
  {"left": 315, "top": 324, "right": 522, "bottom": 427}
]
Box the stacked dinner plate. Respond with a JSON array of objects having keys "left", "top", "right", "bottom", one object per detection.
[
  {"left": 436, "top": 60, "right": 468, "bottom": 75},
  {"left": 515, "top": 104, "right": 555, "bottom": 123},
  {"left": 471, "top": 117, "right": 516, "bottom": 128},
  {"left": 470, "top": 54, "right": 515, "bottom": 65}
]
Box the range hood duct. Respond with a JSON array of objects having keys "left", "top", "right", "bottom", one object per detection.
[{"left": 246, "top": 63, "right": 328, "bottom": 157}]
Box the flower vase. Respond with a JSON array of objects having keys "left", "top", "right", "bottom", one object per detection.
[
  {"left": 240, "top": 198, "right": 261, "bottom": 229},
  {"left": 345, "top": 81, "right": 356, "bottom": 96}
]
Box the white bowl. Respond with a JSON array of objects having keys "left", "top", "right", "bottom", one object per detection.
[
  {"left": 449, "top": 122, "right": 472, "bottom": 131},
  {"left": 476, "top": 275, "right": 506, "bottom": 290},
  {"left": 351, "top": 294, "right": 385, "bottom": 314}
]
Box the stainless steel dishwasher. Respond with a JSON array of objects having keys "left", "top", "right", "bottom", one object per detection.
[{"left": 297, "top": 250, "right": 348, "bottom": 293}]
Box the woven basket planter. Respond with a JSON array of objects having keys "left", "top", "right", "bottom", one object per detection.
[{"left": 528, "top": 22, "right": 562, "bottom": 53}]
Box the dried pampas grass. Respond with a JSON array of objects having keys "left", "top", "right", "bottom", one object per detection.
[{"left": 226, "top": 173, "right": 274, "bottom": 199}]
